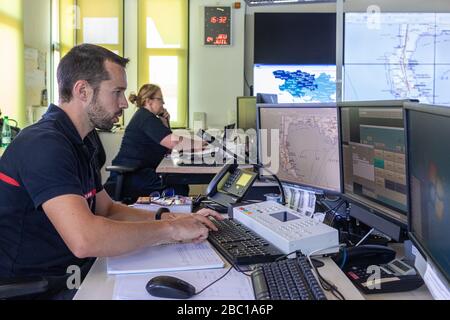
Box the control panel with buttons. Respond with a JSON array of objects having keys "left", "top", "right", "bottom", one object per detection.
[{"left": 234, "top": 201, "right": 339, "bottom": 255}]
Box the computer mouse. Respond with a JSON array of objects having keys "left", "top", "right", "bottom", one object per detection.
[{"left": 146, "top": 276, "right": 196, "bottom": 299}]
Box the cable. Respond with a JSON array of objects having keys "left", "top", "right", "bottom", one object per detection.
[
  {"left": 194, "top": 261, "right": 252, "bottom": 297},
  {"left": 355, "top": 227, "right": 375, "bottom": 247},
  {"left": 275, "top": 250, "right": 296, "bottom": 262},
  {"left": 194, "top": 266, "right": 233, "bottom": 296},
  {"left": 255, "top": 164, "right": 286, "bottom": 205},
  {"left": 306, "top": 244, "right": 347, "bottom": 300},
  {"left": 324, "top": 200, "right": 345, "bottom": 214},
  {"left": 338, "top": 246, "right": 347, "bottom": 269}
]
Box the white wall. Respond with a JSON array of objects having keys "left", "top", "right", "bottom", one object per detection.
[
  {"left": 23, "top": 0, "right": 51, "bottom": 119},
  {"left": 189, "top": 0, "right": 245, "bottom": 129},
  {"left": 24, "top": 0, "right": 51, "bottom": 52},
  {"left": 123, "top": 0, "right": 139, "bottom": 126}
]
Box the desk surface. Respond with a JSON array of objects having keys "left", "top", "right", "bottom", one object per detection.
[
  {"left": 156, "top": 157, "right": 223, "bottom": 174},
  {"left": 74, "top": 253, "right": 364, "bottom": 300},
  {"left": 74, "top": 244, "right": 433, "bottom": 301}
]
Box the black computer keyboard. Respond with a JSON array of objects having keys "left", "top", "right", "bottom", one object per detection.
[
  {"left": 208, "top": 219, "right": 284, "bottom": 265},
  {"left": 251, "top": 255, "right": 327, "bottom": 300}
]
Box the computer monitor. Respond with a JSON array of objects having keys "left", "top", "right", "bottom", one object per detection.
[
  {"left": 253, "top": 64, "right": 337, "bottom": 103},
  {"left": 237, "top": 96, "right": 257, "bottom": 131},
  {"left": 257, "top": 103, "right": 341, "bottom": 194},
  {"left": 256, "top": 93, "right": 278, "bottom": 104},
  {"left": 338, "top": 100, "right": 410, "bottom": 240},
  {"left": 344, "top": 12, "right": 450, "bottom": 106},
  {"left": 405, "top": 103, "right": 450, "bottom": 296}
]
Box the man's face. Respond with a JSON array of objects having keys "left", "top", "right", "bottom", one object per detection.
[{"left": 87, "top": 60, "right": 128, "bottom": 130}]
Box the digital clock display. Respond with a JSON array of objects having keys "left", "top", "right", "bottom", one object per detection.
[{"left": 204, "top": 6, "right": 231, "bottom": 46}]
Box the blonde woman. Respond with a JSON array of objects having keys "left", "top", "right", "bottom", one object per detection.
[{"left": 107, "top": 84, "right": 195, "bottom": 200}]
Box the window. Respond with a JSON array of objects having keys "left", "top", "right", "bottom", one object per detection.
[
  {"left": 0, "top": 0, "right": 25, "bottom": 126},
  {"left": 76, "top": 0, "right": 124, "bottom": 56},
  {"left": 54, "top": 0, "right": 124, "bottom": 113},
  {"left": 138, "top": 0, "right": 188, "bottom": 128}
]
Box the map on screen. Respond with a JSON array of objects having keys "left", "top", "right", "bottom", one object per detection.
[
  {"left": 344, "top": 13, "right": 450, "bottom": 106},
  {"left": 254, "top": 64, "right": 336, "bottom": 103},
  {"left": 259, "top": 106, "right": 340, "bottom": 192}
]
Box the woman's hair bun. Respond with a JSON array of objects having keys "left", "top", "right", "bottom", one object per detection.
[{"left": 128, "top": 93, "right": 138, "bottom": 105}]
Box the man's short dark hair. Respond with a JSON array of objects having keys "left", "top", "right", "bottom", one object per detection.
[{"left": 57, "top": 44, "right": 130, "bottom": 103}]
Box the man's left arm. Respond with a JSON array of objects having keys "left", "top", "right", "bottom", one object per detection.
[
  {"left": 94, "top": 190, "right": 221, "bottom": 222},
  {"left": 95, "top": 190, "right": 160, "bottom": 221}
]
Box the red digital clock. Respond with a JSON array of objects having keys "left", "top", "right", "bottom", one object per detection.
[
  {"left": 210, "top": 16, "right": 228, "bottom": 24},
  {"left": 204, "top": 7, "right": 231, "bottom": 46}
]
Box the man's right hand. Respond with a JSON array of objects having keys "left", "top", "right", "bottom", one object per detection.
[{"left": 167, "top": 213, "right": 218, "bottom": 244}]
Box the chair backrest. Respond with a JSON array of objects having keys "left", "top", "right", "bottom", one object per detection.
[{"left": 98, "top": 131, "right": 124, "bottom": 184}]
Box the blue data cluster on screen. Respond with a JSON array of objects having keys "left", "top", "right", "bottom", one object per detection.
[
  {"left": 254, "top": 64, "right": 336, "bottom": 103},
  {"left": 344, "top": 13, "right": 450, "bottom": 106}
]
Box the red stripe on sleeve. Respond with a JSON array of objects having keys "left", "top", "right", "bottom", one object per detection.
[{"left": 0, "top": 172, "right": 20, "bottom": 187}]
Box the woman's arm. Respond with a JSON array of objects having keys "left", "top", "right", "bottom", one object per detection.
[{"left": 160, "top": 134, "right": 204, "bottom": 151}]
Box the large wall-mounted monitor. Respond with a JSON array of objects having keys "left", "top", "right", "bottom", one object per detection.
[
  {"left": 254, "top": 12, "right": 336, "bottom": 65},
  {"left": 344, "top": 13, "right": 450, "bottom": 106},
  {"left": 257, "top": 103, "right": 341, "bottom": 194},
  {"left": 405, "top": 103, "right": 450, "bottom": 295},
  {"left": 254, "top": 64, "right": 337, "bottom": 103},
  {"left": 338, "top": 100, "right": 410, "bottom": 239}
]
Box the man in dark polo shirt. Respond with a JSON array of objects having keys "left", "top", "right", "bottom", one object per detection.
[{"left": 0, "top": 44, "right": 222, "bottom": 299}]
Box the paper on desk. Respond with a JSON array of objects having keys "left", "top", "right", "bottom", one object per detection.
[
  {"left": 113, "top": 268, "right": 255, "bottom": 300},
  {"left": 107, "top": 242, "right": 224, "bottom": 275},
  {"left": 423, "top": 262, "right": 450, "bottom": 300}
]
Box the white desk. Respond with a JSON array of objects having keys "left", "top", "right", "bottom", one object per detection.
[
  {"left": 157, "top": 156, "right": 223, "bottom": 175},
  {"left": 73, "top": 254, "right": 364, "bottom": 300}
]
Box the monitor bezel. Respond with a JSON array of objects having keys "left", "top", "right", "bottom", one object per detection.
[
  {"left": 404, "top": 102, "right": 450, "bottom": 285},
  {"left": 337, "top": 99, "right": 415, "bottom": 229},
  {"left": 256, "top": 102, "right": 342, "bottom": 195}
]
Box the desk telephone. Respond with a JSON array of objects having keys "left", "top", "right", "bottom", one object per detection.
[
  {"left": 203, "top": 164, "right": 258, "bottom": 210},
  {"left": 334, "top": 245, "right": 424, "bottom": 294}
]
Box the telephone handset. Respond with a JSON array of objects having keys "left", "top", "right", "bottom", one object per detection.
[
  {"left": 340, "top": 245, "right": 396, "bottom": 268},
  {"left": 204, "top": 163, "right": 258, "bottom": 209},
  {"left": 156, "top": 109, "right": 170, "bottom": 130}
]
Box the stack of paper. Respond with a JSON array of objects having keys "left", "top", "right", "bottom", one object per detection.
[{"left": 107, "top": 242, "right": 224, "bottom": 275}]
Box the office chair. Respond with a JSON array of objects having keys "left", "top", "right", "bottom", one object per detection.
[
  {"left": 0, "top": 258, "right": 96, "bottom": 300},
  {"left": 104, "top": 165, "right": 138, "bottom": 204},
  {"left": 0, "top": 276, "right": 49, "bottom": 300}
]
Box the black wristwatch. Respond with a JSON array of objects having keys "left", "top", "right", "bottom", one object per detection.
[{"left": 155, "top": 207, "right": 170, "bottom": 220}]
